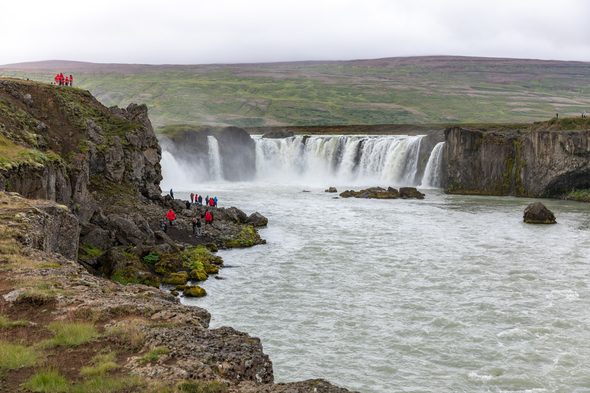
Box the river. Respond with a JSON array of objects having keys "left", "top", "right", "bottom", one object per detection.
[{"left": 160, "top": 136, "right": 590, "bottom": 393}]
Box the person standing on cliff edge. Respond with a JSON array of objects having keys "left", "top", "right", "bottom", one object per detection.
[
  {"left": 190, "top": 193, "right": 194, "bottom": 203},
  {"left": 556, "top": 113, "right": 559, "bottom": 119},
  {"left": 170, "top": 189, "right": 174, "bottom": 199}
]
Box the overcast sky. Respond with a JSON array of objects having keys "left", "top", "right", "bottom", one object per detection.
[{"left": 2, "top": 0, "right": 590, "bottom": 65}]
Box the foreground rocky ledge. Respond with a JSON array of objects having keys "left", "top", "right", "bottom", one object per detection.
[{"left": 0, "top": 192, "right": 356, "bottom": 392}]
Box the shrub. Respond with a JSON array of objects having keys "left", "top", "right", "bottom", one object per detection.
[
  {"left": 177, "top": 380, "right": 229, "bottom": 393},
  {"left": 143, "top": 252, "right": 161, "bottom": 266},
  {"left": 139, "top": 346, "right": 170, "bottom": 364},
  {"left": 25, "top": 368, "right": 69, "bottom": 392}
]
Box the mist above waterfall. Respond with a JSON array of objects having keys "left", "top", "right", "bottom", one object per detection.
[{"left": 161, "top": 134, "right": 446, "bottom": 189}]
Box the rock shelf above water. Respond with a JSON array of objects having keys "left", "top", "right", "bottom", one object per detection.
[{"left": 339, "top": 187, "right": 425, "bottom": 199}]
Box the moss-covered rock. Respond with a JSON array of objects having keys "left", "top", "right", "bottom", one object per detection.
[
  {"left": 171, "top": 291, "right": 179, "bottom": 296},
  {"left": 154, "top": 253, "right": 184, "bottom": 275},
  {"left": 175, "top": 285, "right": 187, "bottom": 291},
  {"left": 202, "top": 262, "right": 219, "bottom": 275},
  {"left": 205, "top": 243, "right": 218, "bottom": 252},
  {"left": 190, "top": 269, "right": 208, "bottom": 281},
  {"left": 162, "top": 272, "right": 189, "bottom": 285},
  {"left": 183, "top": 285, "right": 207, "bottom": 297}
]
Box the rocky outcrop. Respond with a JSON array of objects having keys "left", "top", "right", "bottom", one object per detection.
[
  {"left": 325, "top": 187, "right": 338, "bottom": 193},
  {"left": 0, "top": 81, "right": 162, "bottom": 221},
  {"left": 245, "top": 212, "right": 268, "bottom": 227},
  {"left": 523, "top": 202, "right": 556, "bottom": 224},
  {"left": 444, "top": 126, "right": 590, "bottom": 197},
  {"left": 339, "top": 186, "right": 425, "bottom": 199}
]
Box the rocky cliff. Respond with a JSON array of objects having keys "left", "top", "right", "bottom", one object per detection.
[
  {"left": 444, "top": 120, "right": 590, "bottom": 196},
  {"left": 0, "top": 79, "right": 162, "bottom": 222}
]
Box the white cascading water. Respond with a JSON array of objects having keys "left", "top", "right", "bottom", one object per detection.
[
  {"left": 420, "top": 142, "right": 445, "bottom": 188},
  {"left": 254, "top": 135, "right": 428, "bottom": 186},
  {"left": 207, "top": 136, "right": 223, "bottom": 181}
]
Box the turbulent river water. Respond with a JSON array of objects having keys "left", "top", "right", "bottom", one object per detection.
[{"left": 160, "top": 136, "right": 590, "bottom": 393}]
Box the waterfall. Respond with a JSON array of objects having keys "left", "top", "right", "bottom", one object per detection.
[
  {"left": 421, "top": 142, "right": 445, "bottom": 188},
  {"left": 207, "top": 136, "right": 223, "bottom": 181},
  {"left": 161, "top": 134, "right": 443, "bottom": 186},
  {"left": 252, "top": 135, "right": 428, "bottom": 186}
]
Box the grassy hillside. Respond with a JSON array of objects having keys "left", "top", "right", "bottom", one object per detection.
[{"left": 1, "top": 56, "right": 590, "bottom": 127}]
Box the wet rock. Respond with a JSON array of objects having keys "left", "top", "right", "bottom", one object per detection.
[
  {"left": 399, "top": 187, "right": 425, "bottom": 199},
  {"left": 183, "top": 285, "right": 207, "bottom": 297},
  {"left": 162, "top": 272, "right": 189, "bottom": 285},
  {"left": 523, "top": 202, "right": 556, "bottom": 224},
  {"left": 340, "top": 187, "right": 405, "bottom": 199},
  {"left": 245, "top": 212, "right": 268, "bottom": 227},
  {"left": 325, "top": 187, "right": 338, "bottom": 193},
  {"left": 190, "top": 269, "right": 208, "bottom": 281}
]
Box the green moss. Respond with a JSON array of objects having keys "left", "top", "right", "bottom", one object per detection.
[
  {"left": 143, "top": 252, "right": 160, "bottom": 266},
  {"left": 162, "top": 272, "right": 188, "bottom": 285},
  {"left": 183, "top": 285, "right": 207, "bottom": 297},
  {"left": 190, "top": 269, "right": 208, "bottom": 281}
]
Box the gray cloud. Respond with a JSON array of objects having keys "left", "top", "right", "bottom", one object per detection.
[{"left": 2, "top": 0, "right": 590, "bottom": 65}]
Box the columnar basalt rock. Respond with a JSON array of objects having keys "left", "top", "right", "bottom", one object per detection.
[{"left": 444, "top": 126, "right": 590, "bottom": 197}]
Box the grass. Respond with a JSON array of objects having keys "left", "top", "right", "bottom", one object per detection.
[
  {"left": 80, "top": 352, "right": 119, "bottom": 377},
  {"left": 45, "top": 321, "right": 98, "bottom": 347},
  {"left": 0, "top": 340, "right": 41, "bottom": 369},
  {"left": 105, "top": 320, "right": 146, "bottom": 351},
  {"left": 139, "top": 346, "right": 170, "bottom": 364},
  {"left": 5, "top": 59, "right": 590, "bottom": 128},
  {"left": 0, "top": 314, "right": 28, "bottom": 329},
  {"left": 26, "top": 367, "right": 143, "bottom": 393},
  {"left": 185, "top": 246, "right": 216, "bottom": 270}
]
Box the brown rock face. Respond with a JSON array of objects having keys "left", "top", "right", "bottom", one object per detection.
[{"left": 523, "top": 202, "right": 556, "bottom": 224}]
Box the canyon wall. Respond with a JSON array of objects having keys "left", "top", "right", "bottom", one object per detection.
[{"left": 444, "top": 126, "right": 590, "bottom": 196}]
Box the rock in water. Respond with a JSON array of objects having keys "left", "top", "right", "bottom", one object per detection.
[
  {"left": 523, "top": 202, "right": 556, "bottom": 224},
  {"left": 325, "top": 187, "right": 338, "bottom": 193}
]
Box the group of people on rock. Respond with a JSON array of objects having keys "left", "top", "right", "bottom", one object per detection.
[
  {"left": 160, "top": 189, "right": 218, "bottom": 237},
  {"left": 189, "top": 192, "right": 217, "bottom": 207},
  {"left": 54, "top": 73, "right": 73, "bottom": 86}
]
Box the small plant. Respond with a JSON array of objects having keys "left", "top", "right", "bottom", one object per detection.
[
  {"left": 80, "top": 352, "right": 119, "bottom": 377},
  {"left": 81, "top": 244, "right": 103, "bottom": 258},
  {"left": 25, "top": 367, "right": 69, "bottom": 392},
  {"left": 139, "top": 346, "right": 170, "bottom": 364},
  {"left": 110, "top": 272, "right": 142, "bottom": 286},
  {"left": 143, "top": 252, "right": 160, "bottom": 266},
  {"left": 105, "top": 321, "right": 145, "bottom": 351},
  {"left": 46, "top": 321, "right": 98, "bottom": 347},
  {"left": 0, "top": 314, "right": 28, "bottom": 329}
]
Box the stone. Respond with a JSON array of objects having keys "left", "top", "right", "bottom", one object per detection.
[
  {"left": 325, "top": 187, "right": 338, "bottom": 193},
  {"left": 399, "top": 187, "right": 425, "bottom": 199},
  {"left": 523, "top": 202, "right": 556, "bottom": 224},
  {"left": 190, "top": 269, "right": 208, "bottom": 281},
  {"left": 162, "top": 272, "right": 189, "bottom": 285},
  {"left": 245, "top": 212, "right": 268, "bottom": 227},
  {"left": 183, "top": 285, "right": 207, "bottom": 297},
  {"left": 80, "top": 228, "right": 113, "bottom": 250}
]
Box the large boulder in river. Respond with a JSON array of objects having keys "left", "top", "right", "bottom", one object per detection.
[
  {"left": 245, "top": 212, "right": 268, "bottom": 227},
  {"left": 399, "top": 187, "right": 425, "bottom": 199},
  {"left": 523, "top": 202, "right": 556, "bottom": 224}
]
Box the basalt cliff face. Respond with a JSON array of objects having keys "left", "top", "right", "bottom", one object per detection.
[
  {"left": 0, "top": 79, "right": 162, "bottom": 222},
  {"left": 444, "top": 125, "right": 590, "bottom": 196}
]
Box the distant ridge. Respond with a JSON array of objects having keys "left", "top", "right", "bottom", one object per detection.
[{"left": 2, "top": 56, "right": 589, "bottom": 127}]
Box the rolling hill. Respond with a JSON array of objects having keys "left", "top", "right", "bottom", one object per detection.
[{"left": 1, "top": 56, "right": 589, "bottom": 127}]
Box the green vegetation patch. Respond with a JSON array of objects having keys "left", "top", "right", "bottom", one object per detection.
[
  {"left": 80, "top": 352, "right": 119, "bottom": 377},
  {"left": 220, "top": 226, "right": 260, "bottom": 248},
  {"left": 0, "top": 340, "right": 41, "bottom": 369},
  {"left": 46, "top": 321, "right": 98, "bottom": 347},
  {"left": 0, "top": 314, "right": 28, "bottom": 330},
  {"left": 26, "top": 367, "right": 143, "bottom": 393},
  {"left": 139, "top": 346, "right": 170, "bottom": 364}
]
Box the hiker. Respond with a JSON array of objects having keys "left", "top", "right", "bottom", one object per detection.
[
  {"left": 159, "top": 220, "right": 167, "bottom": 233},
  {"left": 170, "top": 189, "right": 174, "bottom": 199},
  {"left": 209, "top": 197, "right": 214, "bottom": 207},
  {"left": 165, "top": 209, "right": 176, "bottom": 227},
  {"left": 192, "top": 217, "right": 198, "bottom": 235},
  {"left": 556, "top": 113, "right": 559, "bottom": 119},
  {"left": 186, "top": 200, "right": 191, "bottom": 209},
  {"left": 214, "top": 196, "right": 218, "bottom": 207},
  {"left": 204, "top": 210, "right": 212, "bottom": 226},
  {"left": 190, "top": 193, "right": 194, "bottom": 203},
  {"left": 198, "top": 195, "right": 202, "bottom": 206},
  {"left": 69, "top": 75, "right": 73, "bottom": 86},
  {"left": 59, "top": 73, "right": 64, "bottom": 85},
  {"left": 205, "top": 195, "right": 209, "bottom": 206}
]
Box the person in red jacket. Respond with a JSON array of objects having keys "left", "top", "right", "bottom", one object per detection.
[
  {"left": 209, "top": 197, "right": 214, "bottom": 207},
  {"left": 65, "top": 76, "right": 69, "bottom": 86},
  {"left": 59, "top": 73, "right": 64, "bottom": 85},
  {"left": 204, "top": 210, "right": 212, "bottom": 226},
  {"left": 165, "top": 209, "right": 176, "bottom": 227},
  {"left": 69, "top": 75, "right": 73, "bottom": 86},
  {"left": 54, "top": 74, "right": 59, "bottom": 85}
]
